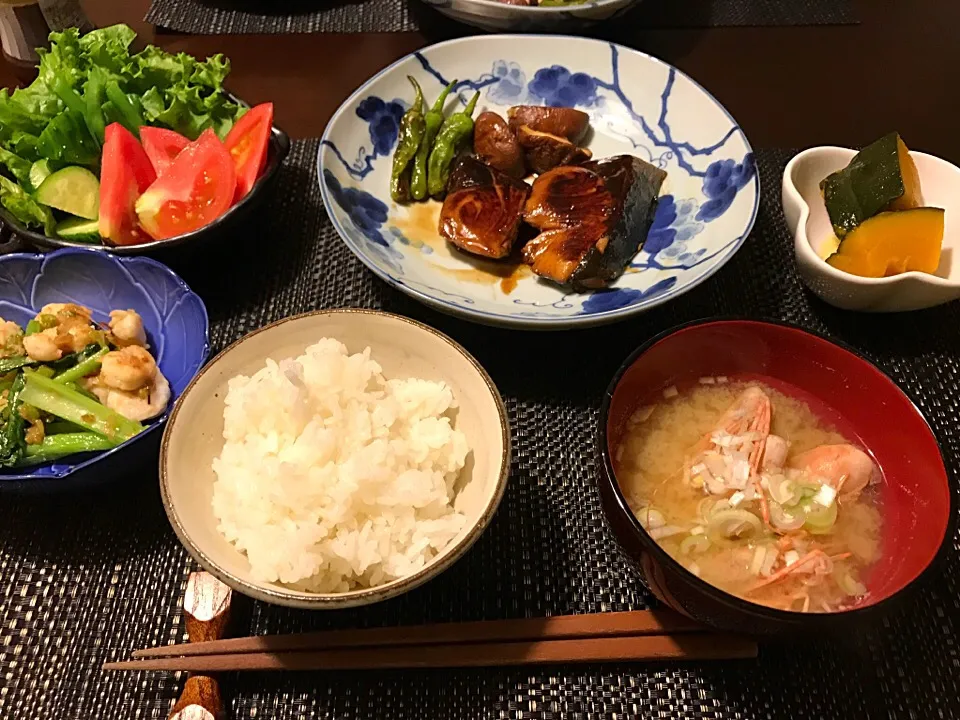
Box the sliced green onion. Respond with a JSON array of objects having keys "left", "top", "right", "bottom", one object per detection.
[
  {"left": 707, "top": 509, "right": 763, "bottom": 540},
  {"left": 804, "top": 499, "right": 838, "bottom": 534},
  {"left": 760, "top": 548, "right": 779, "bottom": 576},
  {"left": 836, "top": 569, "right": 867, "bottom": 597},
  {"left": 680, "top": 534, "right": 711, "bottom": 555},
  {"left": 635, "top": 506, "right": 666, "bottom": 530},
  {"left": 813, "top": 484, "right": 837, "bottom": 507},
  {"left": 649, "top": 525, "right": 686, "bottom": 541},
  {"left": 768, "top": 476, "right": 799, "bottom": 506},
  {"left": 697, "top": 497, "right": 717, "bottom": 521},
  {"left": 769, "top": 501, "right": 806, "bottom": 531}
]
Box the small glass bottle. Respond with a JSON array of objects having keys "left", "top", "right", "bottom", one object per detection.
[{"left": 0, "top": 0, "right": 91, "bottom": 84}]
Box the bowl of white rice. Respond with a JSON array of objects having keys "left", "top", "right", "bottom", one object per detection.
[{"left": 159, "top": 309, "right": 510, "bottom": 608}]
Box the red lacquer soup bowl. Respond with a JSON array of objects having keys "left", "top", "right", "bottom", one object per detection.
[{"left": 597, "top": 318, "right": 954, "bottom": 636}]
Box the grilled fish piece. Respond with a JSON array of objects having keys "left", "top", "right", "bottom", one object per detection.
[
  {"left": 474, "top": 112, "right": 525, "bottom": 178},
  {"left": 522, "top": 155, "right": 667, "bottom": 289},
  {"left": 439, "top": 155, "right": 532, "bottom": 259},
  {"left": 507, "top": 106, "right": 590, "bottom": 144},
  {"left": 515, "top": 126, "right": 592, "bottom": 175}
]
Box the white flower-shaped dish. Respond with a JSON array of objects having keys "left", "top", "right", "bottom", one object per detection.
[{"left": 783, "top": 146, "right": 960, "bottom": 312}]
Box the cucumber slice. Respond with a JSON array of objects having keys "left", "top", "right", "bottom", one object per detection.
[
  {"left": 55, "top": 217, "right": 102, "bottom": 242},
  {"left": 35, "top": 167, "right": 100, "bottom": 220},
  {"left": 28, "top": 159, "right": 53, "bottom": 193}
]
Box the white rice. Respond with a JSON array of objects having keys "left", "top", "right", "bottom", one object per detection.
[{"left": 211, "top": 338, "right": 470, "bottom": 593}]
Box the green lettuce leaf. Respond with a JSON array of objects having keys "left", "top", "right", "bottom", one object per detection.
[
  {"left": 127, "top": 46, "right": 194, "bottom": 93},
  {"left": 0, "top": 87, "right": 55, "bottom": 137},
  {"left": 0, "top": 176, "right": 55, "bottom": 234},
  {"left": 1, "top": 23, "right": 246, "bottom": 174},
  {"left": 0, "top": 146, "right": 31, "bottom": 185},
  {"left": 82, "top": 67, "right": 108, "bottom": 144},
  {"left": 189, "top": 54, "right": 230, "bottom": 89},
  {"left": 37, "top": 111, "right": 100, "bottom": 168},
  {"left": 8, "top": 132, "right": 41, "bottom": 162},
  {"left": 78, "top": 24, "right": 135, "bottom": 74},
  {"left": 140, "top": 81, "right": 244, "bottom": 139},
  {"left": 132, "top": 47, "right": 241, "bottom": 139},
  {"left": 104, "top": 80, "right": 143, "bottom": 136},
  {"left": 37, "top": 28, "right": 84, "bottom": 91},
  {"left": 8, "top": 82, "right": 61, "bottom": 123}
]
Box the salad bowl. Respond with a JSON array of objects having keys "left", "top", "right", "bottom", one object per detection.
[
  {"left": 319, "top": 35, "right": 759, "bottom": 330},
  {"left": 0, "top": 25, "right": 291, "bottom": 256},
  {"left": 419, "top": 0, "right": 640, "bottom": 33},
  {"left": 783, "top": 146, "right": 960, "bottom": 312},
  {"left": 0, "top": 249, "right": 209, "bottom": 491},
  {"left": 0, "top": 113, "right": 291, "bottom": 257}
]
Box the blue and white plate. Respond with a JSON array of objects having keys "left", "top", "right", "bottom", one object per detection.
[{"left": 319, "top": 36, "right": 759, "bottom": 329}]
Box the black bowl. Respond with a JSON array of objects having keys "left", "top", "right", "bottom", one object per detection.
[
  {"left": 596, "top": 318, "right": 954, "bottom": 637},
  {"left": 0, "top": 95, "right": 290, "bottom": 257}
]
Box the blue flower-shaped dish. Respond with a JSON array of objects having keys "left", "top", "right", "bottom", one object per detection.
[
  {"left": 319, "top": 35, "right": 759, "bottom": 329},
  {"left": 0, "top": 249, "right": 209, "bottom": 490}
]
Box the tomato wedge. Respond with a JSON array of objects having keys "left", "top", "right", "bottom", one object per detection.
[
  {"left": 140, "top": 127, "right": 190, "bottom": 177},
  {"left": 135, "top": 129, "right": 237, "bottom": 240},
  {"left": 99, "top": 123, "right": 157, "bottom": 246},
  {"left": 224, "top": 103, "right": 273, "bottom": 199}
]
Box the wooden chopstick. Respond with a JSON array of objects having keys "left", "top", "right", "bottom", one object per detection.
[
  {"left": 130, "top": 609, "right": 704, "bottom": 660},
  {"left": 104, "top": 633, "right": 757, "bottom": 672}
]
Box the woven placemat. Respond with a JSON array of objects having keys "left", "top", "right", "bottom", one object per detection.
[
  {"left": 1, "top": 141, "right": 958, "bottom": 720},
  {"left": 143, "top": 0, "right": 856, "bottom": 35}
]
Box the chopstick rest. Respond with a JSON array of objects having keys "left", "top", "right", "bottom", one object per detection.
[{"left": 168, "top": 572, "right": 232, "bottom": 720}]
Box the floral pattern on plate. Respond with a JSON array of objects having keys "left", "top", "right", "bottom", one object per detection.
[{"left": 319, "top": 36, "right": 759, "bottom": 328}]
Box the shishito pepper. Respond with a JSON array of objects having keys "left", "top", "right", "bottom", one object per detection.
[
  {"left": 427, "top": 91, "right": 480, "bottom": 198},
  {"left": 390, "top": 76, "right": 426, "bottom": 203},
  {"left": 410, "top": 79, "right": 456, "bottom": 201}
]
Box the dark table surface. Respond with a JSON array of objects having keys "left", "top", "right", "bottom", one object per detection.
[
  {"left": 0, "top": 0, "right": 953, "bottom": 161},
  {"left": 2, "top": 2, "right": 959, "bottom": 719}
]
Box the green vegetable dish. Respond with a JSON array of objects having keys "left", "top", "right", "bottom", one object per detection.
[
  {"left": 0, "top": 304, "right": 170, "bottom": 468},
  {"left": 389, "top": 77, "right": 481, "bottom": 203},
  {"left": 0, "top": 23, "right": 246, "bottom": 239}
]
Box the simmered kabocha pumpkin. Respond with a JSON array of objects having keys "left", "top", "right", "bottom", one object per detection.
[
  {"left": 826, "top": 207, "right": 944, "bottom": 278},
  {"left": 821, "top": 133, "right": 923, "bottom": 237}
]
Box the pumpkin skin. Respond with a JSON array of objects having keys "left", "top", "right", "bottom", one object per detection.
[
  {"left": 821, "top": 133, "right": 924, "bottom": 237},
  {"left": 826, "top": 207, "right": 944, "bottom": 278}
]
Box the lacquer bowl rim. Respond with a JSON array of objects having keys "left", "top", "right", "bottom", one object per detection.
[{"left": 596, "top": 316, "right": 955, "bottom": 628}]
